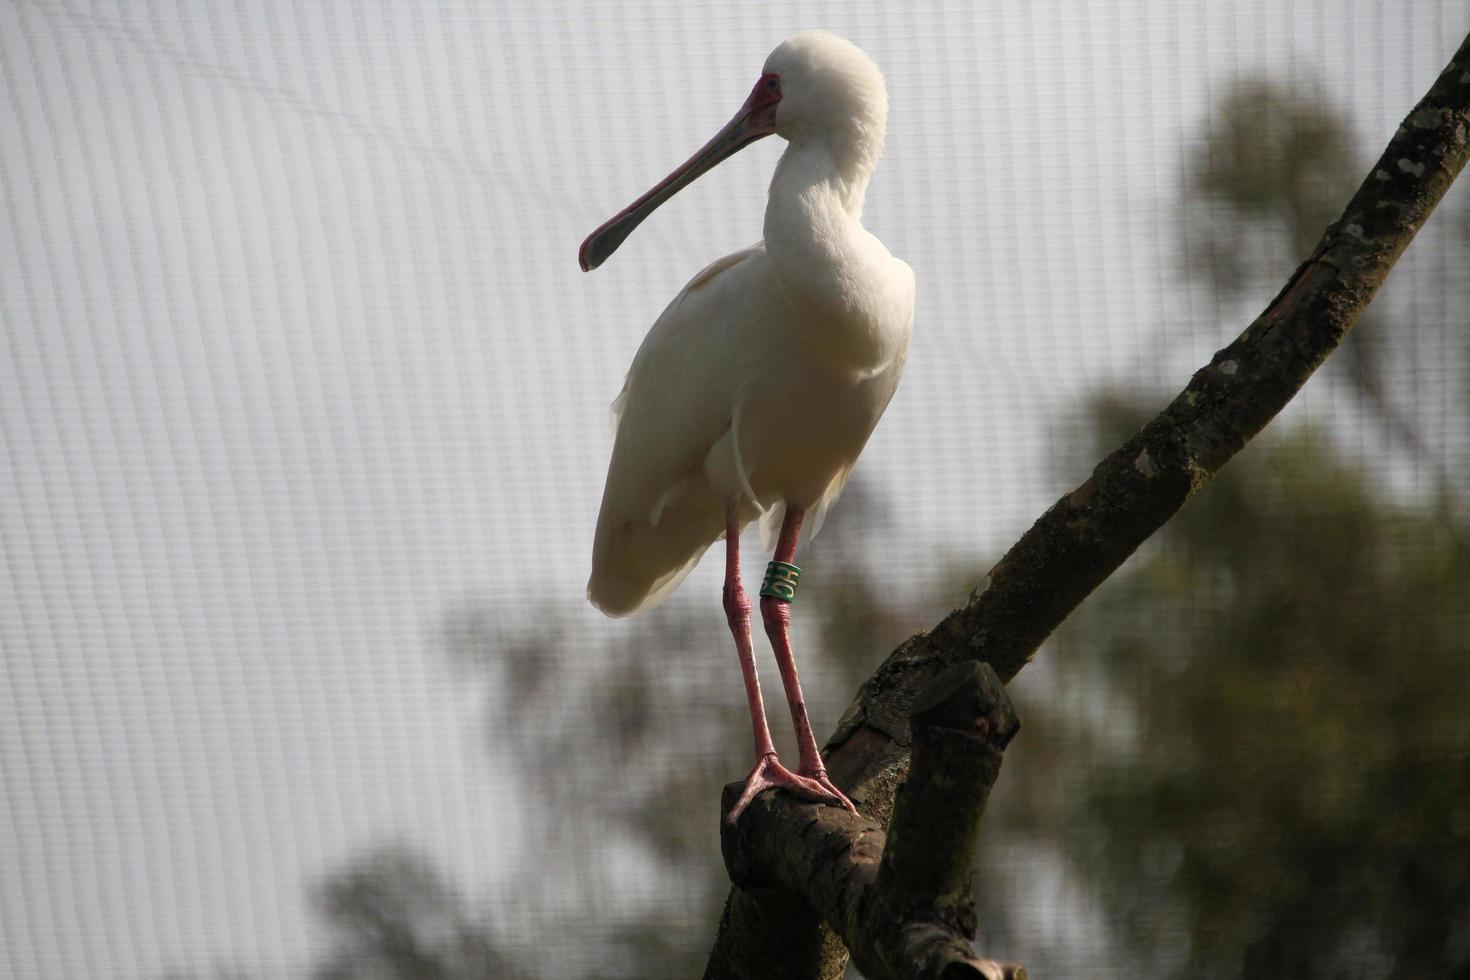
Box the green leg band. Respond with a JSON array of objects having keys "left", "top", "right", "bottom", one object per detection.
[{"left": 760, "top": 560, "right": 802, "bottom": 602}]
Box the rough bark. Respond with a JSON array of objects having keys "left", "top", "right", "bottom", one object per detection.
[
  {"left": 713, "top": 663, "right": 1024, "bottom": 980},
  {"left": 705, "top": 32, "right": 1470, "bottom": 979}
]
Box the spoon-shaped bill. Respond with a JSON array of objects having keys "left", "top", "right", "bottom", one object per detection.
[{"left": 579, "top": 74, "right": 781, "bottom": 272}]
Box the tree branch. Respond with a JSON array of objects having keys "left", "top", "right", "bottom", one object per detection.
[
  {"left": 714, "top": 663, "right": 1024, "bottom": 980},
  {"left": 869, "top": 662, "right": 1022, "bottom": 980},
  {"left": 706, "top": 31, "right": 1470, "bottom": 978}
]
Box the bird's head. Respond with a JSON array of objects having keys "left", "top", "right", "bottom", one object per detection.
[
  {"left": 763, "top": 31, "right": 888, "bottom": 168},
  {"left": 579, "top": 32, "right": 886, "bottom": 272}
]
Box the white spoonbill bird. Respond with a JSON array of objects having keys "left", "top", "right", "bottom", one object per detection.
[{"left": 580, "top": 32, "right": 913, "bottom": 823}]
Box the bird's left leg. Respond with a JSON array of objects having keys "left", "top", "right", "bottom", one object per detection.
[{"left": 759, "top": 506, "right": 857, "bottom": 815}]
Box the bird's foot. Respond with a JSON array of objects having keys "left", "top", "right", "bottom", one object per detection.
[
  {"left": 725, "top": 752, "right": 852, "bottom": 825},
  {"left": 795, "top": 764, "right": 857, "bottom": 817}
]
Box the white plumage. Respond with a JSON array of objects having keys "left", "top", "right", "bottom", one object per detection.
[{"left": 584, "top": 31, "right": 914, "bottom": 617}]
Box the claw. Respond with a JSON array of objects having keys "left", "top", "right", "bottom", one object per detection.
[
  {"left": 726, "top": 752, "right": 851, "bottom": 824},
  {"left": 799, "top": 765, "right": 857, "bottom": 816}
]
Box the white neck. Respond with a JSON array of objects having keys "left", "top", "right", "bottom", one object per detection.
[
  {"left": 761, "top": 136, "right": 909, "bottom": 375},
  {"left": 763, "top": 139, "right": 875, "bottom": 311}
]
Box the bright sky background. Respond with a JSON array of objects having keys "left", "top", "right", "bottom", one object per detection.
[{"left": 3, "top": 1, "right": 1467, "bottom": 976}]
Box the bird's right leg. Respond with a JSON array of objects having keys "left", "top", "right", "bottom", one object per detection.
[{"left": 722, "top": 497, "right": 845, "bottom": 825}]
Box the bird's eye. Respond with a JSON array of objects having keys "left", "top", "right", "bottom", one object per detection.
[{"left": 767, "top": 76, "right": 780, "bottom": 91}]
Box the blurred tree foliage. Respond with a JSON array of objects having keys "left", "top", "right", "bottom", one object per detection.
[
  {"left": 982, "top": 400, "right": 1470, "bottom": 978},
  {"left": 1187, "top": 78, "right": 1355, "bottom": 291},
  {"left": 975, "top": 77, "right": 1470, "bottom": 978},
  {"left": 309, "top": 847, "right": 522, "bottom": 980}
]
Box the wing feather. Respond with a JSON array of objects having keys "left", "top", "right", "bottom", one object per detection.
[{"left": 588, "top": 245, "right": 769, "bottom": 615}]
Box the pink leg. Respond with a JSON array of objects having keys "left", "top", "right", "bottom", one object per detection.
[
  {"left": 759, "top": 507, "right": 857, "bottom": 815},
  {"left": 723, "top": 498, "right": 777, "bottom": 762},
  {"left": 722, "top": 498, "right": 848, "bottom": 824}
]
